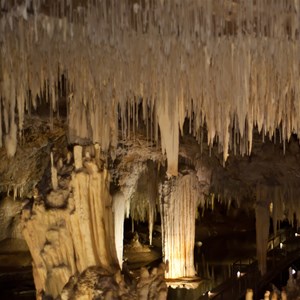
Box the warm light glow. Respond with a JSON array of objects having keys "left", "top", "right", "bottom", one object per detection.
[
  {"left": 295, "top": 233, "right": 299, "bottom": 237},
  {"left": 237, "top": 271, "right": 241, "bottom": 278},
  {"left": 195, "top": 241, "right": 203, "bottom": 247},
  {"left": 280, "top": 242, "right": 283, "bottom": 249},
  {"left": 206, "top": 290, "right": 217, "bottom": 298},
  {"left": 166, "top": 278, "right": 201, "bottom": 289},
  {"left": 162, "top": 174, "right": 199, "bottom": 279},
  {"left": 292, "top": 269, "right": 296, "bottom": 275},
  {"left": 269, "top": 202, "right": 273, "bottom": 214}
]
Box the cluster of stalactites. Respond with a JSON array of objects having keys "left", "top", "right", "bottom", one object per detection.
[
  {"left": 1, "top": 1, "right": 300, "bottom": 175},
  {"left": 256, "top": 185, "right": 300, "bottom": 232}
]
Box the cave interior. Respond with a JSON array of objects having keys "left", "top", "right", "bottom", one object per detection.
[{"left": 1, "top": 0, "right": 300, "bottom": 299}]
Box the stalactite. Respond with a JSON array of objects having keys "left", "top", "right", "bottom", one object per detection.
[
  {"left": 148, "top": 197, "right": 155, "bottom": 246},
  {"left": 112, "top": 191, "right": 125, "bottom": 268},
  {"left": 50, "top": 152, "right": 58, "bottom": 190},
  {"left": 127, "top": 162, "right": 158, "bottom": 246},
  {"left": 271, "top": 187, "right": 284, "bottom": 236},
  {"left": 2, "top": 0, "right": 300, "bottom": 172}
]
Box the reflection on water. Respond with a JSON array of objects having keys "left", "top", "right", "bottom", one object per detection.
[
  {"left": 0, "top": 230, "right": 257, "bottom": 300},
  {"left": 0, "top": 267, "right": 35, "bottom": 300},
  {"left": 167, "top": 232, "right": 256, "bottom": 300}
]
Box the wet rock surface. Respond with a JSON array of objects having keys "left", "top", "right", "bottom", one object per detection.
[{"left": 60, "top": 264, "right": 167, "bottom": 300}]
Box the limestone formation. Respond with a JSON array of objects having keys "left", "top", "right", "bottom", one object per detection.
[
  {"left": 22, "top": 148, "right": 119, "bottom": 298},
  {"left": 160, "top": 172, "right": 200, "bottom": 281},
  {"left": 2, "top": 1, "right": 300, "bottom": 298},
  {"left": 2, "top": 1, "right": 300, "bottom": 175},
  {"left": 60, "top": 263, "right": 167, "bottom": 300}
]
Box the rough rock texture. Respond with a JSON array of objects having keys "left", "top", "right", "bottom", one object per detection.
[
  {"left": 0, "top": 196, "right": 24, "bottom": 241},
  {"left": 21, "top": 147, "right": 119, "bottom": 298},
  {"left": 2, "top": 0, "right": 300, "bottom": 291},
  {"left": 160, "top": 172, "right": 200, "bottom": 280},
  {"left": 2, "top": 0, "right": 300, "bottom": 176},
  {"left": 60, "top": 264, "right": 167, "bottom": 300},
  {"left": 0, "top": 117, "right": 66, "bottom": 199},
  {"left": 22, "top": 201, "right": 77, "bottom": 298},
  {"left": 1, "top": 1, "right": 300, "bottom": 298}
]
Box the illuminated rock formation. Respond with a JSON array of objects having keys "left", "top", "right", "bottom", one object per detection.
[
  {"left": 1, "top": 0, "right": 300, "bottom": 175},
  {"left": 60, "top": 264, "right": 167, "bottom": 300},
  {"left": 113, "top": 191, "right": 126, "bottom": 268},
  {"left": 22, "top": 147, "right": 119, "bottom": 298},
  {"left": 2, "top": 0, "right": 300, "bottom": 297},
  {"left": 160, "top": 172, "right": 200, "bottom": 282}
]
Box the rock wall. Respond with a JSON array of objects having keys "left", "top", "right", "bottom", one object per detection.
[
  {"left": 22, "top": 146, "right": 119, "bottom": 298},
  {"left": 0, "top": 196, "right": 24, "bottom": 241}
]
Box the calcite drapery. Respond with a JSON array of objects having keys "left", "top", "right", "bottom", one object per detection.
[
  {"left": 160, "top": 172, "right": 199, "bottom": 281},
  {"left": 22, "top": 146, "right": 119, "bottom": 298},
  {"left": 2, "top": 1, "right": 300, "bottom": 175},
  {"left": 112, "top": 191, "right": 126, "bottom": 268},
  {"left": 69, "top": 146, "right": 118, "bottom": 272}
]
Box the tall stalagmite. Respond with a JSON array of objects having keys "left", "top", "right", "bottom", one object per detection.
[
  {"left": 22, "top": 146, "right": 119, "bottom": 298},
  {"left": 160, "top": 172, "right": 199, "bottom": 281}
]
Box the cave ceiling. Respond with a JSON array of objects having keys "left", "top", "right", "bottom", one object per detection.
[{"left": 0, "top": 0, "right": 300, "bottom": 214}]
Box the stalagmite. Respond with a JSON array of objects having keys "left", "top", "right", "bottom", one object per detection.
[
  {"left": 69, "top": 161, "right": 118, "bottom": 272},
  {"left": 281, "top": 291, "right": 287, "bottom": 300},
  {"left": 160, "top": 172, "right": 199, "bottom": 282},
  {"left": 245, "top": 289, "right": 253, "bottom": 300},
  {"left": 73, "top": 145, "right": 82, "bottom": 170},
  {"left": 264, "top": 291, "right": 271, "bottom": 300},
  {"left": 22, "top": 147, "right": 119, "bottom": 298}
]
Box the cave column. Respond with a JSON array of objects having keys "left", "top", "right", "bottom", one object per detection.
[
  {"left": 22, "top": 146, "right": 120, "bottom": 298},
  {"left": 160, "top": 173, "right": 198, "bottom": 281}
]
